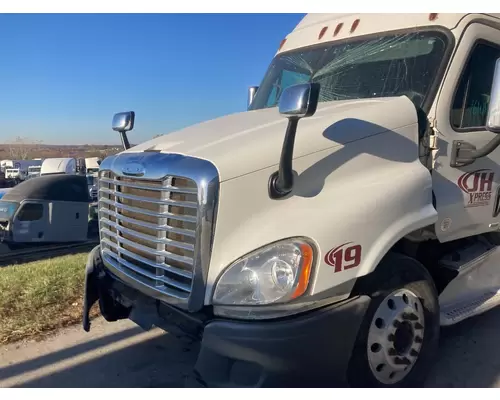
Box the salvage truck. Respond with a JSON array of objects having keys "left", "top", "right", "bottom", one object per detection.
[{"left": 83, "top": 13, "right": 500, "bottom": 387}]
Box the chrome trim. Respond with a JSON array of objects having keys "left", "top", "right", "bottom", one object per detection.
[
  {"left": 101, "top": 226, "right": 194, "bottom": 264},
  {"left": 102, "top": 238, "right": 193, "bottom": 279},
  {"left": 99, "top": 207, "right": 196, "bottom": 237},
  {"left": 99, "top": 197, "right": 197, "bottom": 223},
  {"left": 100, "top": 218, "right": 195, "bottom": 251},
  {"left": 99, "top": 187, "right": 198, "bottom": 208},
  {"left": 98, "top": 151, "right": 219, "bottom": 312},
  {"left": 103, "top": 248, "right": 191, "bottom": 293},
  {"left": 100, "top": 177, "right": 198, "bottom": 194}
]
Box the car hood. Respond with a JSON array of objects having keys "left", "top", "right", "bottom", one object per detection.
[{"left": 125, "top": 96, "right": 418, "bottom": 181}]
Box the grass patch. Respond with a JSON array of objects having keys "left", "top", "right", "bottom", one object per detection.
[{"left": 0, "top": 253, "right": 100, "bottom": 344}]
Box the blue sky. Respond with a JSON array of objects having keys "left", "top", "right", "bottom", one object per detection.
[{"left": 0, "top": 13, "right": 304, "bottom": 145}]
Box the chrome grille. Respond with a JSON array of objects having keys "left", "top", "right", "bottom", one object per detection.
[{"left": 99, "top": 171, "right": 199, "bottom": 301}]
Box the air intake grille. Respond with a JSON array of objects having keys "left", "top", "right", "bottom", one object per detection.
[{"left": 98, "top": 171, "right": 198, "bottom": 301}]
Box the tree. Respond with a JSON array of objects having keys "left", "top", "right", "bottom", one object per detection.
[{"left": 7, "top": 137, "right": 43, "bottom": 160}]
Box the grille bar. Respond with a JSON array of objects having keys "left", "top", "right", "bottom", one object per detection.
[
  {"left": 100, "top": 177, "right": 198, "bottom": 194},
  {"left": 99, "top": 207, "right": 196, "bottom": 237},
  {"left": 102, "top": 249, "right": 190, "bottom": 299},
  {"left": 101, "top": 227, "right": 194, "bottom": 265},
  {"left": 103, "top": 249, "right": 191, "bottom": 292},
  {"left": 102, "top": 238, "right": 193, "bottom": 279},
  {"left": 100, "top": 197, "right": 197, "bottom": 223},
  {"left": 99, "top": 187, "right": 198, "bottom": 208},
  {"left": 100, "top": 218, "right": 195, "bottom": 251}
]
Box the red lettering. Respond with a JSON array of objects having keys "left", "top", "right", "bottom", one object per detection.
[
  {"left": 468, "top": 173, "right": 480, "bottom": 192},
  {"left": 325, "top": 243, "right": 362, "bottom": 272},
  {"left": 480, "top": 172, "right": 494, "bottom": 192}
]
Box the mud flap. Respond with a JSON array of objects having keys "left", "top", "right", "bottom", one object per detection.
[{"left": 82, "top": 245, "right": 131, "bottom": 332}]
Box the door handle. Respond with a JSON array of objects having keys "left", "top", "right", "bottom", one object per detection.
[{"left": 493, "top": 186, "right": 500, "bottom": 217}]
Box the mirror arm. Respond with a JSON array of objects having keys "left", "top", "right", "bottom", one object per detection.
[
  {"left": 451, "top": 135, "right": 500, "bottom": 167},
  {"left": 472, "top": 134, "right": 500, "bottom": 158},
  {"left": 119, "top": 131, "right": 131, "bottom": 150},
  {"left": 269, "top": 117, "right": 299, "bottom": 199}
]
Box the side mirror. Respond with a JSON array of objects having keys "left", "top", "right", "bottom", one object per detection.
[
  {"left": 112, "top": 111, "right": 135, "bottom": 132},
  {"left": 451, "top": 58, "right": 500, "bottom": 167},
  {"left": 112, "top": 111, "right": 135, "bottom": 150},
  {"left": 247, "top": 86, "right": 259, "bottom": 109},
  {"left": 486, "top": 58, "right": 500, "bottom": 134},
  {"left": 269, "top": 82, "right": 320, "bottom": 199},
  {"left": 278, "top": 83, "right": 320, "bottom": 119}
]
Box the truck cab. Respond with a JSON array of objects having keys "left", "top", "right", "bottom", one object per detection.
[
  {"left": 27, "top": 165, "right": 41, "bottom": 179},
  {"left": 83, "top": 13, "right": 500, "bottom": 387},
  {"left": 40, "top": 158, "right": 77, "bottom": 176},
  {"left": 4, "top": 168, "right": 24, "bottom": 182}
]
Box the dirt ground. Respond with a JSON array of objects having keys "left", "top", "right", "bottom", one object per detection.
[{"left": 1, "top": 308, "right": 500, "bottom": 388}]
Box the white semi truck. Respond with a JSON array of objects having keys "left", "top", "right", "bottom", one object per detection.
[
  {"left": 82, "top": 13, "right": 500, "bottom": 387},
  {"left": 85, "top": 157, "right": 101, "bottom": 176},
  {"left": 40, "top": 158, "right": 77, "bottom": 176},
  {"left": 2, "top": 160, "right": 42, "bottom": 183}
]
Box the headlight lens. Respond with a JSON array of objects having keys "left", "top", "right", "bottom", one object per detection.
[{"left": 212, "top": 238, "right": 314, "bottom": 306}]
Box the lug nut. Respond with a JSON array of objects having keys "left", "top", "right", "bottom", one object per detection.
[
  {"left": 403, "top": 313, "right": 419, "bottom": 321},
  {"left": 394, "top": 357, "right": 411, "bottom": 365}
]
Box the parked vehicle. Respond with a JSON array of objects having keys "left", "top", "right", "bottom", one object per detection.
[
  {"left": 1, "top": 160, "right": 42, "bottom": 182},
  {"left": 85, "top": 157, "right": 101, "bottom": 176},
  {"left": 4, "top": 168, "right": 25, "bottom": 183},
  {"left": 26, "top": 165, "right": 41, "bottom": 179},
  {"left": 0, "top": 174, "right": 90, "bottom": 244},
  {"left": 40, "top": 158, "right": 76, "bottom": 176},
  {"left": 83, "top": 13, "right": 500, "bottom": 387},
  {"left": 86, "top": 174, "right": 98, "bottom": 201}
]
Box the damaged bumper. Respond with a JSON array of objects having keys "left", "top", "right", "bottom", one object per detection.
[{"left": 83, "top": 245, "right": 371, "bottom": 387}]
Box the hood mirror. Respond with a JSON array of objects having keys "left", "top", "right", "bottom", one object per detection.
[
  {"left": 278, "top": 83, "right": 320, "bottom": 119},
  {"left": 112, "top": 111, "right": 135, "bottom": 150},
  {"left": 269, "top": 82, "right": 320, "bottom": 199}
]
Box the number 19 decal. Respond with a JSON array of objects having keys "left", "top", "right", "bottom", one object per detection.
[{"left": 324, "top": 242, "right": 362, "bottom": 273}]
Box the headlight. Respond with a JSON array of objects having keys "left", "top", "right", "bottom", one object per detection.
[{"left": 212, "top": 238, "right": 314, "bottom": 306}]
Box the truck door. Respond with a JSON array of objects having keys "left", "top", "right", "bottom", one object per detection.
[{"left": 433, "top": 23, "right": 500, "bottom": 242}]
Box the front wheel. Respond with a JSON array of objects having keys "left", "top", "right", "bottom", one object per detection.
[{"left": 347, "top": 252, "right": 440, "bottom": 387}]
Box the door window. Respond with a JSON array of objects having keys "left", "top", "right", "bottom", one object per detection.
[
  {"left": 17, "top": 203, "right": 43, "bottom": 221},
  {"left": 451, "top": 42, "right": 500, "bottom": 130}
]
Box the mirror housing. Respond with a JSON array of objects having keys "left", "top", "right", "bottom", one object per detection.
[
  {"left": 278, "top": 83, "right": 320, "bottom": 118},
  {"left": 451, "top": 58, "right": 500, "bottom": 167},
  {"left": 112, "top": 111, "right": 135, "bottom": 150},
  {"left": 112, "top": 111, "right": 135, "bottom": 132},
  {"left": 247, "top": 86, "right": 259, "bottom": 109},
  {"left": 269, "top": 83, "right": 321, "bottom": 199}
]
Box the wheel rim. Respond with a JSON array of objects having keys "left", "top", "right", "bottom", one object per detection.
[{"left": 367, "top": 288, "right": 425, "bottom": 385}]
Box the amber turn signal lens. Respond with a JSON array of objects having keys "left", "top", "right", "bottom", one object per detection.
[{"left": 291, "top": 243, "right": 314, "bottom": 299}]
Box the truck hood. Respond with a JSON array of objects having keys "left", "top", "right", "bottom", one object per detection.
[{"left": 126, "top": 96, "right": 418, "bottom": 181}]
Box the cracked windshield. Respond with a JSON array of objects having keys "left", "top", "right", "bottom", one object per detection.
[{"left": 250, "top": 31, "right": 449, "bottom": 110}]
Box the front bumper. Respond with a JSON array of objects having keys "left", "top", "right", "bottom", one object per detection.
[{"left": 83, "top": 245, "right": 371, "bottom": 387}]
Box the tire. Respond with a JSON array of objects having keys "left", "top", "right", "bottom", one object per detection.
[{"left": 347, "top": 252, "right": 439, "bottom": 388}]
